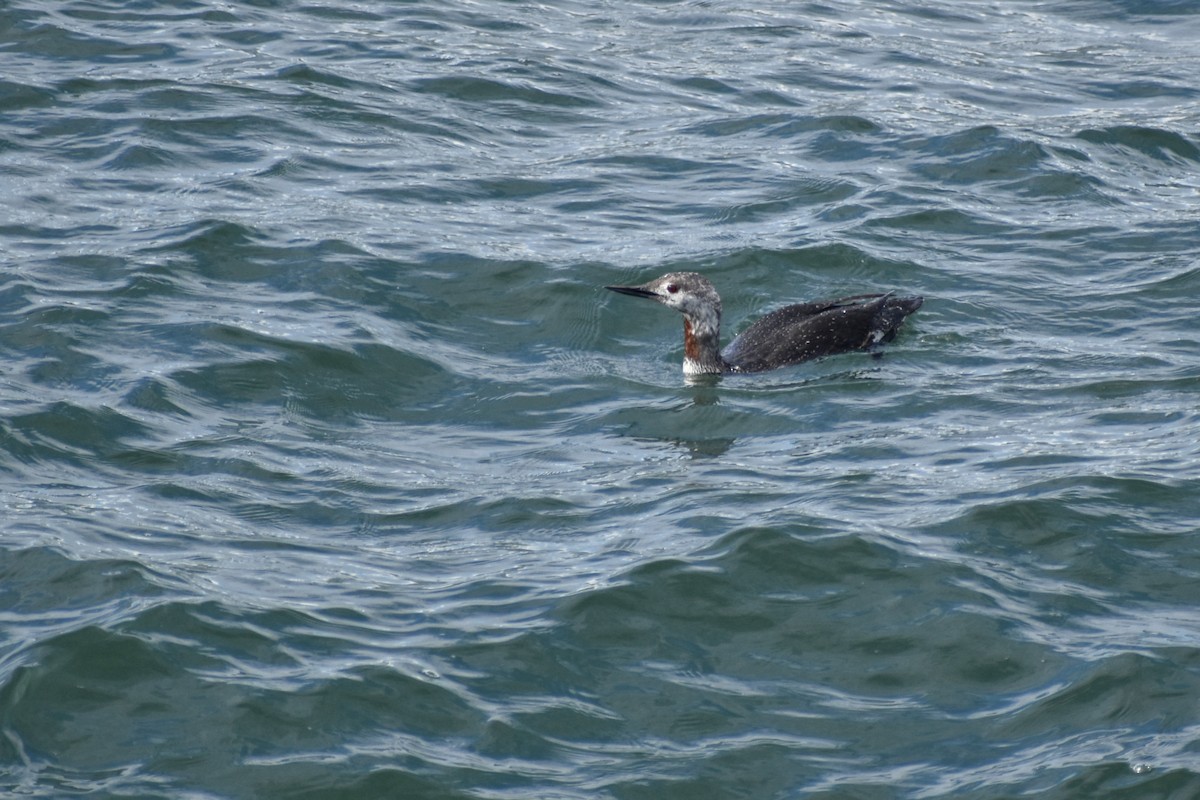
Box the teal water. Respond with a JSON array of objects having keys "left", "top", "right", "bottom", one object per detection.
[{"left": 3, "top": 1, "right": 1200, "bottom": 797}]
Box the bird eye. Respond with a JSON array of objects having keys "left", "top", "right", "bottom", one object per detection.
[{"left": 666, "top": 284, "right": 679, "bottom": 294}]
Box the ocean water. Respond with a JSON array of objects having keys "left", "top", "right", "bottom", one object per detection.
[{"left": 2, "top": 0, "right": 1200, "bottom": 797}]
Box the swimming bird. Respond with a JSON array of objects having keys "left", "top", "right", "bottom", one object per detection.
[{"left": 606, "top": 272, "right": 922, "bottom": 375}]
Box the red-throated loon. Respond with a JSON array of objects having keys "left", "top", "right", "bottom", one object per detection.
[{"left": 606, "top": 272, "right": 922, "bottom": 375}]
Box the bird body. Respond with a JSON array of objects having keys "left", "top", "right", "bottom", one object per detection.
[{"left": 606, "top": 272, "right": 922, "bottom": 375}]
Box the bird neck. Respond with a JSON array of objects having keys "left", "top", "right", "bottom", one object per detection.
[{"left": 682, "top": 310, "right": 725, "bottom": 375}]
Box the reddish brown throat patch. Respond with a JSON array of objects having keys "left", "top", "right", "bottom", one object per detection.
[{"left": 683, "top": 318, "right": 700, "bottom": 363}]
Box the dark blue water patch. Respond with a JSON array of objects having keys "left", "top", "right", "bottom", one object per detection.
[
  {"left": 905, "top": 126, "right": 1054, "bottom": 185},
  {"left": 51, "top": 2, "right": 240, "bottom": 26},
  {"left": 375, "top": 494, "right": 596, "bottom": 538},
  {"left": 274, "top": 62, "right": 382, "bottom": 93},
  {"left": 0, "top": 279, "right": 41, "bottom": 318},
  {"left": 889, "top": 2, "right": 993, "bottom": 25},
  {"left": 231, "top": 669, "right": 489, "bottom": 785},
  {"left": 1053, "top": 0, "right": 1200, "bottom": 18},
  {"left": 9, "top": 110, "right": 134, "bottom": 164},
  {"left": 122, "top": 601, "right": 319, "bottom": 671},
  {"left": 0, "top": 79, "right": 57, "bottom": 113},
  {"left": 205, "top": 24, "right": 284, "bottom": 48},
  {"left": 1076, "top": 125, "right": 1200, "bottom": 163},
  {"left": 109, "top": 428, "right": 318, "bottom": 496},
  {"left": 441, "top": 175, "right": 606, "bottom": 204},
  {"left": 22, "top": 328, "right": 121, "bottom": 392},
  {"left": 772, "top": 65, "right": 874, "bottom": 95},
  {"left": 166, "top": 337, "right": 453, "bottom": 420},
  {"left": 0, "top": 225, "right": 123, "bottom": 260},
  {"left": 670, "top": 75, "right": 741, "bottom": 99},
  {"left": 1001, "top": 170, "right": 1111, "bottom": 202},
  {"left": 13, "top": 97, "right": 307, "bottom": 173},
  {"left": 410, "top": 75, "right": 603, "bottom": 110},
  {"left": 596, "top": 399, "right": 808, "bottom": 450},
  {"left": 994, "top": 651, "right": 1200, "bottom": 739},
  {"left": 557, "top": 532, "right": 913, "bottom": 653},
  {"left": 137, "top": 218, "right": 267, "bottom": 270},
  {"left": 169, "top": 352, "right": 342, "bottom": 408},
  {"left": 681, "top": 113, "right": 883, "bottom": 142},
  {"left": 1081, "top": 78, "right": 1198, "bottom": 101},
  {"left": 430, "top": 529, "right": 1082, "bottom": 791},
  {"left": 283, "top": 3, "right": 387, "bottom": 25},
  {"left": 1048, "top": 767, "right": 1200, "bottom": 800},
  {"left": 1, "top": 623, "right": 243, "bottom": 782},
  {"left": 0, "top": 547, "right": 167, "bottom": 617},
  {"left": 1129, "top": 260, "right": 1200, "bottom": 295},
  {"left": 56, "top": 77, "right": 203, "bottom": 110},
  {"left": 711, "top": 177, "right": 861, "bottom": 226},
  {"left": 943, "top": 489, "right": 1135, "bottom": 561},
  {"left": 136, "top": 111, "right": 315, "bottom": 160},
  {"left": 98, "top": 141, "right": 179, "bottom": 171},
  {"left": 1, "top": 600, "right": 377, "bottom": 792},
  {"left": 932, "top": 475, "right": 1200, "bottom": 602},
  {"left": 132, "top": 228, "right": 397, "bottom": 306},
  {"left": 803, "top": 123, "right": 901, "bottom": 164},
  {"left": 580, "top": 152, "right": 722, "bottom": 179},
  {"left": 811, "top": 114, "right": 884, "bottom": 135},
  {"left": 1062, "top": 365, "right": 1200, "bottom": 399},
  {"left": 121, "top": 376, "right": 193, "bottom": 418},
  {"left": 1080, "top": 225, "right": 1200, "bottom": 265},
  {"left": 2, "top": 402, "right": 151, "bottom": 468},
  {"left": 7, "top": 21, "right": 179, "bottom": 63},
  {"left": 3, "top": 301, "right": 111, "bottom": 364},
  {"left": 865, "top": 206, "right": 1012, "bottom": 237},
  {"left": 135, "top": 220, "right": 380, "bottom": 295},
  {"left": 280, "top": 770, "right": 462, "bottom": 800}
]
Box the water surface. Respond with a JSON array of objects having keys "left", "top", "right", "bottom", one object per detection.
[{"left": 2, "top": 1, "right": 1200, "bottom": 797}]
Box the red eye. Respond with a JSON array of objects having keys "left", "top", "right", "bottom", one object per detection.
[{"left": 666, "top": 284, "right": 678, "bottom": 294}]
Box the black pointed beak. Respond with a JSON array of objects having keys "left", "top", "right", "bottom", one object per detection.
[{"left": 606, "top": 284, "right": 658, "bottom": 299}]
